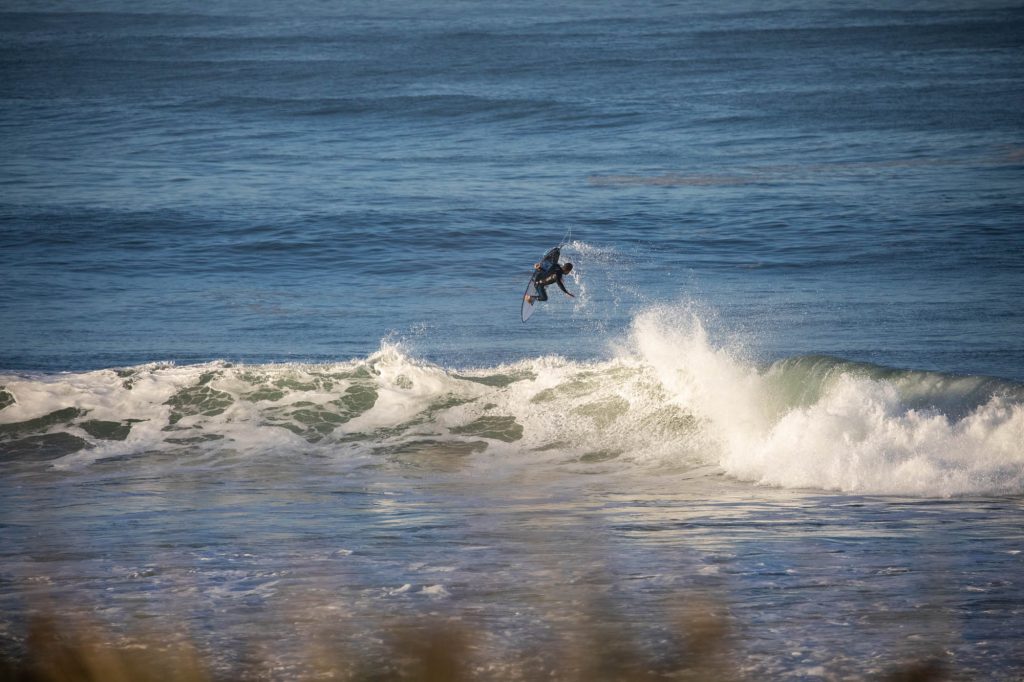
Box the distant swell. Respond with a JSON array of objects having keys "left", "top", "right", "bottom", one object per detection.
[
  {"left": 1, "top": 305, "right": 1022, "bottom": 497},
  {"left": 193, "top": 94, "right": 566, "bottom": 121}
]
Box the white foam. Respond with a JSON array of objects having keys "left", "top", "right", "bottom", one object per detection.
[
  {"left": 624, "top": 305, "right": 1024, "bottom": 497},
  {"left": 2, "top": 306, "right": 1021, "bottom": 497},
  {"left": 419, "top": 585, "right": 450, "bottom": 598},
  {"left": 339, "top": 343, "right": 483, "bottom": 435}
]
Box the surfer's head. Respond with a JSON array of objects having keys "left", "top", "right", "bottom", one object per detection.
[{"left": 562, "top": 263, "right": 573, "bottom": 273}]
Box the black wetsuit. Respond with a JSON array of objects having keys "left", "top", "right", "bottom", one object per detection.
[{"left": 532, "top": 264, "right": 570, "bottom": 301}]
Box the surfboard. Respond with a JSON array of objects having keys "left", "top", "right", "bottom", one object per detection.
[{"left": 521, "top": 247, "right": 560, "bottom": 323}]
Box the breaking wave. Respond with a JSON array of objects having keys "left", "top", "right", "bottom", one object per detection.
[{"left": 1, "top": 306, "right": 1021, "bottom": 497}]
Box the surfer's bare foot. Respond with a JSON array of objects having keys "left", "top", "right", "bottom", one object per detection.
[{"left": 524, "top": 295, "right": 534, "bottom": 304}]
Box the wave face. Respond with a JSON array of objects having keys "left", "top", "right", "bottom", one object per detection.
[{"left": 1, "top": 306, "right": 1022, "bottom": 497}]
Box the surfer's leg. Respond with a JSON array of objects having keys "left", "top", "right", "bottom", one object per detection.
[{"left": 534, "top": 285, "right": 548, "bottom": 302}]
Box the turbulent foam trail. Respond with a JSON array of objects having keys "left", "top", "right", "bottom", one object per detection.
[
  {"left": 1, "top": 306, "right": 1022, "bottom": 497},
  {"left": 0, "top": 347, "right": 695, "bottom": 472}
]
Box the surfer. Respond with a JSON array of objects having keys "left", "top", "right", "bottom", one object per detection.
[{"left": 525, "top": 259, "right": 574, "bottom": 305}]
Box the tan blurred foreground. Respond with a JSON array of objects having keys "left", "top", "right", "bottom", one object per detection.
[{"left": 0, "top": 601, "right": 947, "bottom": 682}]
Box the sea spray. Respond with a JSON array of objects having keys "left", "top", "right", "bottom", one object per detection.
[{"left": 623, "top": 305, "right": 771, "bottom": 458}]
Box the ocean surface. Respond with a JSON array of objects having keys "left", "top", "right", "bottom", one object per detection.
[{"left": 1, "top": 0, "right": 1023, "bottom": 678}]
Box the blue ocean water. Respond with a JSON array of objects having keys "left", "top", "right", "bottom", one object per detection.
[
  {"left": 2, "top": 0, "right": 1022, "bottom": 375},
  {"left": 2, "top": 1, "right": 1023, "bottom": 678}
]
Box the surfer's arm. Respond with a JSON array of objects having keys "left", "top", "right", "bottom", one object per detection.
[{"left": 556, "top": 277, "right": 574, "bottom": 297}]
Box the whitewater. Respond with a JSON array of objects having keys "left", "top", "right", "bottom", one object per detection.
[{"left": 4, "top": 305, "right": 1021, "bottom": 498}]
